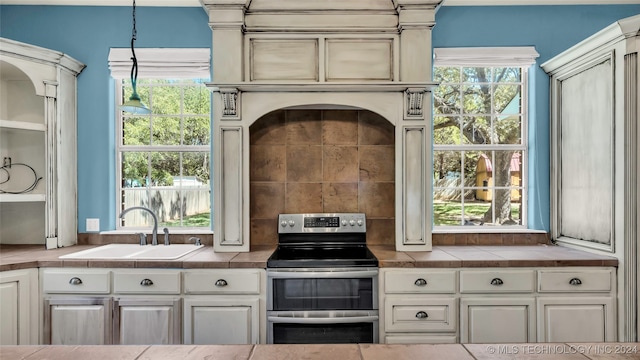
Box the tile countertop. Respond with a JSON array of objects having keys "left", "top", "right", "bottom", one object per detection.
[
  {"left": 0, "top": 244, "right": 618, "bottom": 272},
  {"left": 3, "top": 343, "right": 640, "bottom": 360}
]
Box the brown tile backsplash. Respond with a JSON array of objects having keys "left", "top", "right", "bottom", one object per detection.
[{"left": 250, "top": 109, "right": 396, "bottom": 246}]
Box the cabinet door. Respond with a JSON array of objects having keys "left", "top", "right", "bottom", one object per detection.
[
  {"left": 0, "top": 266, "right": 38, "bottom": 345},
  {"left": 537, "top": 297, "right": 615, "bottom": 342},
  {"left": 44, "top": 297, "right": 112, "bottom": 345},
  {"left": 183, "top": 297, "right": 260, "bottom": 345},
  {"left": 113, "top": 297, "right": 181, "bottom": 345},
  {"left": 460, "top": 297, "right": 535, "bottom": 343}
]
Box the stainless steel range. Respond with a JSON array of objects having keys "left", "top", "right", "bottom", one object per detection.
[{"left": 266, "top": 213, "right": 379, "bottom": 344}]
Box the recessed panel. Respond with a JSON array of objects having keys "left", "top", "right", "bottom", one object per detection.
[
  {"left": 326, "top": 39, "right": 393, "bottom": 81},
  {"left": 250, "top": 39, "right": 318, "bottom": 81}
]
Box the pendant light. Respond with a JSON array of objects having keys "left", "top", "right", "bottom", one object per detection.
[{"left": 120, "top": 0, "right": 151, "bottom": 114}]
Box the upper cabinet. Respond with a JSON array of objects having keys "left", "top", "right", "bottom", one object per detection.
[
  {"left": 0, "top": 38, "right": 85, "bottom": 248},
  {"left": 541, "top": 14, "right": 639, "bottom": 342}
]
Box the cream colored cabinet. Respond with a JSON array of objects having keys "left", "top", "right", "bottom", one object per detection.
[
  {"left": 182, "top": 269, "right": 264, "bottom": 344},
  {"left": 41, "top": 268, "right": 112, "bottom": 344},
  {"left": 536, "top": 268, "right": 616, "bottom": 342},
  {"left": 0, "top": 269, "right": 38, "bottom": 345},
  {"left": 460, "top": 297, "right": 535, "bottom": 343},
  {"left": 0, "top": 38, "right": 84, "bottom": 249},
  {"left": 112, "top": 269, "right": 183, "bottom": 345},
  {"left": 380, "top": 269, "right": 458, "bottom": 344}
]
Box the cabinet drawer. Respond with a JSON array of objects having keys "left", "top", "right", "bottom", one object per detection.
[
  {"left": 113, "top": 270, "right": 181, "bottom": 294},
  {"left": 384, "top": 270, "right": 456, "bottom": 294},
  {"left": 42, "top": 269, "right": 110, "bottom": 294},
  {"left": 460, "top": 270, "right": 535, "bottom": 293},
  {"left": 184, "top": 270, "right": 262, "bottom": 294},
  {"left": 538, "top": 269, "right": 613, "bottom": 293},
  {"left": 384, "top": 297, "right": 456, "bottom": 332}
]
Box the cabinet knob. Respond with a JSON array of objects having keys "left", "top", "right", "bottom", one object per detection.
[
  {"left": 414, "top": 278, "right": 427, "bottom": 286},
  {"left": 415, "top": 311, "right": 428, "bottom": 319},
  {"left": 215, "top": 279, "right": 228, "bottom": 287},
  {"left": 69, "top": 277, "right": 83, "bottom": 285},
  {"left": 569, "top": 278, "right": 582, "bottom": 286},
  {"left": 490, "top": 278, "right": 504, "bottom": 286},
  {"left": 140, "top": 278, "right": 154, "bottom": 286}
]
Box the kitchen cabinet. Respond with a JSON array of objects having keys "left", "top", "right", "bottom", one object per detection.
[
  {"left": 0, "top": 38, "right": 84, "bottom": 249},
  {"left": 0, "top": 269, "right": 39, "bottom": 345},
  {"left": 183, "top": 269, "right": 264, "bottom": 344},
  {"left": 380, "top": 269, "right": 458, "bottom": 344},
  {"left": 41, "top": 268, "right": 182, "bottom": 345},
  {"left": 379, "top": 267, "right": 616, "bottom": 344},
  {"left": 536, "top": 268, "right": 616, "bottom": 342}
]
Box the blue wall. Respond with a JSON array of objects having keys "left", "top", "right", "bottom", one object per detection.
[{"left": 1, "top": 5, "right": 638, "bottom": 232}]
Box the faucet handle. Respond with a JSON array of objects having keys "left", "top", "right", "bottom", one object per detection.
[
  {"left": 189, "top": 236, "right": 202, "bottom": 246},
  {"left": 136, "top": 232, "right": 146, "bottom": 246},
  {"left": 163, "top": 227, "right": 170, "bottom": 246}
]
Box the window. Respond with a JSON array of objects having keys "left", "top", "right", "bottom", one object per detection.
[
  {"left": 109, "top": 48, "right": 211, "bottom": 230},
  {"left": 432, "top": 47, "right": 538, "bottom": 229}
]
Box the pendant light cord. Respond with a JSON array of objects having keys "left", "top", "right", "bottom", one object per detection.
[{"left": 130, "top": 0, "right": 139, "bottom": 93}]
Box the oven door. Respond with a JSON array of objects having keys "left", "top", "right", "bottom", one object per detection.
[
  {"left": 267, "top": 310, "right": 379, "bottom": 344},
  {"left": 266, "top": 268, "right": 378, "bottom": 311}
]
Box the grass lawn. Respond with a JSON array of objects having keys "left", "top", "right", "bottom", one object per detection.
[
  {"left": 434, "top": 201, "right": 520, "bottom": 226},
  {"left": 160, "top": 212, "right": 211, "bottom": 227}
]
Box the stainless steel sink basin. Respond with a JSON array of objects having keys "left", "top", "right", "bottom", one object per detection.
[{"left": 59, "top": 244, "right": 204, "bottom": 260}]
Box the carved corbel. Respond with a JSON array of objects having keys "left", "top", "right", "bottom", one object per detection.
[
  {"left": 220, "top": 88, "right": 240, "bottom": 120},
  {"left": 404, "top": 88, "right": 425, "bottom": 120}
]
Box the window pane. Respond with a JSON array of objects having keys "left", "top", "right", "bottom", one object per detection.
[
  {"left": 122, "top": 152, "right": 148, "bottom": 188},
  {"left": 494, "top": 84, "right": 521, "bottom": 114},
  {"left": 120, "top": 188, "right": 154, "bottom": 227},
  {"left": 149, "top": 81, "right": 180, "bottom": 114},
  {"left": 462, "top": 84, "right": 491, "bottom": 114},
  {"left": 493, "top": 67, "right": 521, "bottom": 82},
  {"left": 123, "top": 117, "right": 150, "bottom": 145},
  {"left": 462, "top": 67, "right": 491, "bottom": 83},
  {"left": 182, "top": 152, "right": 210, "bottom": 185},
  {"left": 152, "top": 117, "right": 181, "bottom": 145},
  {"left": 461, "top": 116, "right": 490, "bottom": 144},
  {"left": 464, "top": 201, "right": 489, "bottom": 226},
  {"left": 494, "top": 115, "right": 522, "bottom": 144},
  {"left": 434, "top": 116, "right": 462, "bottom": 145},
  {"left": 433, "top": 84, "right": 460, "bottom": 115},
  {"left": 434, "top": 66, "right": 460, "bottom": 83},
  {"left": 184, "top": 116, "right": 210, "bottom": 145},
  {"left": 184, "top": 84, "right": 210, "bottom": 114},
  {"left": 150, "top": 151, "right": 179, "bottom": 186},
  {"left": 433, "top": 150, "right": 461, "bottom": 183}
]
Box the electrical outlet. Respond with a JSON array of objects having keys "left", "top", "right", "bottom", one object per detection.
[{"left": 86, "top": 218, "right": 100, "bottom": 232}]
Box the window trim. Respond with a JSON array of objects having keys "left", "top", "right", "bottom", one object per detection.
[{"left": 433, "top": 47, "right": 539, "bottom": 232}]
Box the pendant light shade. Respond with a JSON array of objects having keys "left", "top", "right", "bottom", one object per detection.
[{"left": 120, "top": 0, "right": 150, "bottom": 115}]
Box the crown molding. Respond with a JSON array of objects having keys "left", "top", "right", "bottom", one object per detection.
[{"left": 1, "top": 0, "right": 639, "bottom": 6}]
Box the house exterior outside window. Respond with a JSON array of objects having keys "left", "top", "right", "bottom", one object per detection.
[{"left": 432, "top": 47, "right": 539, "bottom": 230}]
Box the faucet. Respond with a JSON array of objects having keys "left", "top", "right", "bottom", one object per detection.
[{"left": 120, "top": 206, "right": 158, "bottom": 246}]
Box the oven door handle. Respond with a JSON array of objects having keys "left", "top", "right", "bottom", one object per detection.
[
  {"left": 267, "top": 315, "right": 378, "bottom": 324},
  {"left": 267, "top": 269, "right": 378, "bottom": 279}
]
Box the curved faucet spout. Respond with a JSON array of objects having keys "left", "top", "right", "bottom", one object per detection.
[{"left": 120, "top": 206, "right": 159, "bottom": 246}]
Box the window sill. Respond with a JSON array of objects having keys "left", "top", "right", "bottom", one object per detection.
[{"left": 433, "top": 227, "right": 547, "bottom": 234}]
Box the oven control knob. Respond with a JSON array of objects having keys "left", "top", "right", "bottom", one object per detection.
[
  {"left": 288, "top": 220, "right": 295, "bottom": 227},
  {"left": 280, "top": 221, "right": 288, "bottom": 228},
  {"left": 341, "top": 220, "right": 348, "bottom": 226},
  {"left": 349, "top": 219, "right": 356, "bottom": 226},
  {"left": 357, "top": 219, "right": 364, "bottom": 226}
]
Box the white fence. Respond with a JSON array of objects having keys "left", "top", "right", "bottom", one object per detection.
[{"left": 122, "top": 188, "right": 210, "bottom": 225}]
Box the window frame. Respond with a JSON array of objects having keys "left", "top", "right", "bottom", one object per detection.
[
  {"left": 110, "top": 48, "right": 211, "bottom": 232},
  {"left": 432, "top": 47, "right": 539, "bottom": 233}
]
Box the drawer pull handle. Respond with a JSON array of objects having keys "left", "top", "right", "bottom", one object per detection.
[
  {"left": 415, "top": 311, "right": 428, "bottom": 319},
  {"left": 490, "top": 278, "right": 504, "bottom": 286},
  {"left": 69, "top": 277, "right": 83, "bottom": 285},
  {"left": 569, "top": 278, "right": 582, "bottom": 286},
  {"left": 140, "top": 279, "right": 154, "bottom": 286},
  {"left": 414, "top": 278, "right": 427, "bottom": 286},
  {"left": 215, "top": 279, "right": 228, "bottom": 287}
]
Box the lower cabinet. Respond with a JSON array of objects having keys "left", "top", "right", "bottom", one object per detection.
[
  {"left": 114, "top": 297, "right": 181, "bottom": 345},
  {"left": 380, "top": 267, "right": 617, "bottom": 344},
  {"left": 460, "top": 297, "right": 536, "bottom": 343},
  {"left": 0, "top": 269, "right": 39, "bottom": 345},
  {"left": 44, "top": 297, "right": 112, "bottom": 345},
  {"left": 183, "top": 297, "right": 259, "bottom": 344}
]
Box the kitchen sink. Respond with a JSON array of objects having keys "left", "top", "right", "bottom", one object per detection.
[{"left": 59, "top": 243, "right": 204, "bottom": 260}]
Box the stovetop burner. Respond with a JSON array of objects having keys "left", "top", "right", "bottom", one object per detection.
[{"left": 267, "top": 213, "right": 378, "bottom": 268}]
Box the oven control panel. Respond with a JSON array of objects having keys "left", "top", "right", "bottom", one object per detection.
[{"left": 278, "top": 213, "right": 366, "bottom": 233}]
